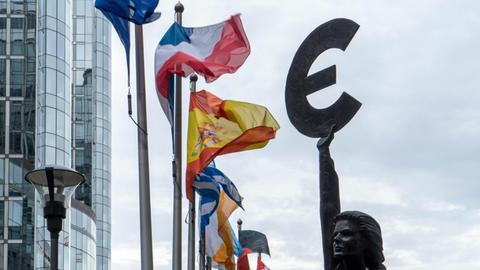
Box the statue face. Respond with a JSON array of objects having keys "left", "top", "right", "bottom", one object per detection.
[{"left": 333, "top": 219, "right": 362, "bottom": 259}]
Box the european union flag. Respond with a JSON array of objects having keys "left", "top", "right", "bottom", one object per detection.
[{"left": 95, "top": 0, "right": 160, "bottom": 82}]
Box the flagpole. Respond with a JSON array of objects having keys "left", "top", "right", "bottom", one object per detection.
[
  {"left": 134, "top": 24, "right": 154, "bottom": 270},
  {"left": 206, "top": 256, "right": 212, "bottom": 270},
  {"left": 173, "top": 3, "right": 184, "bottom": 270},
  {"left": 199, "top": 231, "right": 206, "bottom": 270},
  {"left": 237, "top": 218, "right": 242, "bottom": 238},
  {"left": 187, "top": 74, "right": 198, "bottom": 270}
]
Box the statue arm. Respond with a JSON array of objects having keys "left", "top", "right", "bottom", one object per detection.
[{"left": 317, "top": 126, "right": 341, "bottom": 270}]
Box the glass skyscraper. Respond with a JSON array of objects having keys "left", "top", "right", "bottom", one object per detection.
[
  {"left": 71, "top": 0, "right": 111, "bottom": 269},
  {"left": 0, "top": 0, "right": 111, "bottom": 269}
]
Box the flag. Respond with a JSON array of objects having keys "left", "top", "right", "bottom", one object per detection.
[
  {"left": 186, "top": 90, "right": 280, "bottom": 200},
  {"left": 197, "top": 167, "right": 243, "bottom": 270},
  {"left": 95, "top": 0, "right": 160, "bottom": 24},
  {"left": 232, "top": 225, "right": 243, "bottom": 257},
  {"left": 257, "top": 257, "right": 270, "bottom": 270},
  {"left": 237, "top": 248, "right": 252, "bottom": 270},
  {"left": 200, "top": 191, "right": 239, "bottom": 270},
  {"left": 95, "top": 0, "right": 160, "bottom": 82},
  {"left": 239, "top": 230, "right": 270, "bottom": 256},
  {"left": 154, "top": 14, "right": 250, "bottom": 123},
  {"left": 194, "top": 166, "right": 244, "bottom": 211},
  {"left": 194, "top": 166, "right": 243, "bottom": 232}
]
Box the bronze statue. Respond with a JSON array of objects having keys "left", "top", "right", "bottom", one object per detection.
[
  {"left": 332, "top": 211, "right": 386, "bottom": 270},
  {"left": 285, "top": 18, "right": 386, "bottom": 270}
]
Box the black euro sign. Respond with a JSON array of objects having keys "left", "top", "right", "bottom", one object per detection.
[{"left": 285, "top": 18, "right": 362, "bottom": 138}]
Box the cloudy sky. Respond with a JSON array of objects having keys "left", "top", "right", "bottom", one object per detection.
[{"left": 109, "top": 0, "right": 480, "bottom": 269}]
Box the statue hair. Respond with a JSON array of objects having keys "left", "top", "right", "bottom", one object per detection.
[{"left": 332, "top": 211, "right": 386, "bottom": 270}]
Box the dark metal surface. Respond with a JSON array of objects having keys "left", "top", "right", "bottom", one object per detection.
[
  {"left": 285, "top": 18, "right": 362, "bottom": 138},
  {"left": 285, "top": 18, "right": 368, "bottom": 270},
  {"left": 317, "top": 127, "right": 340, "bottom": 270},
  {"left": 332, "top": 211, "right": 386, "bottom": 270},
  {"left": 46, "top": 167, "right": 55, "bottom": 202},
  {"left": 51, "top": 235, "right": 58, "bottom": 270}
]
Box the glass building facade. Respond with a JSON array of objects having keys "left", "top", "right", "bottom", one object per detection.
[
  {"left": 71, "top": 1, "right": 111, "bottom": 269},
  {"left": 0, "top": 0, "right": 37, "bottom": 269},
  {"left": 70, "top": 199, "right": 96, "bottom": 270},
  {"left": 0, "top": 0, "right": 111, "bottom": 269},
  {"left": 35, "top": 0, "right": 73, "bottom": 269}
]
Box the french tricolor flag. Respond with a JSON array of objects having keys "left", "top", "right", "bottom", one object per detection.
[{"left": 154, "top": 14, "right": 250, "bottom": 124}]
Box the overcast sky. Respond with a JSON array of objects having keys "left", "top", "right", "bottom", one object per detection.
[{"left": 109, "top": 1, "right": 480, "bottom": 269}]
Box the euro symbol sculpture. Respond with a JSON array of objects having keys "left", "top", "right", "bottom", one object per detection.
[
  {"left": 285, "top": 18, "right": 363, "bottom": 270},
  {"left": 285, "top": 18, "right": 361, "bottom": 138}
]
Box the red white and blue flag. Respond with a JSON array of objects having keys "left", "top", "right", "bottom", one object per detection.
[{"left": 154, "top": 14, "right": 250, "bottom": 124}]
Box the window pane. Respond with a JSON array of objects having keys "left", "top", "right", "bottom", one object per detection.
[
  {"left": 57, "top": 0, "right": 65, "bottom": 21},
  {"left": 25, "top": 73, "right": 35, "bottom": 98},
  {"left": 10, "top": 59, "right": 24, "bottom": 97},
  {"left": 8, "top": 243, "right": 33, "bottom": 269},
  {"left": 0, "top": 101, "right": 4, "bottom": 153},
  {"left": 9, "top": 102, "right": 22, "bottom": 154},
  {"left": 0, "top": 200, "right": 3, "bottom": 238},
  {"left": 11, "top": 0, "right": 24, "bottom": 14},
  {"left": 46, "top": 0, "right": 56, "bottom": 17},
  {"left": 0, "top": 18, "right": 6, "bottom": 55},
  {"left": 8, "top": 200, "right": 22, "bottom": 239},
  {"left": 46, "top": 68, "right": 56, "bottom": 94},
  {"left": 0, "top": 1, "right": 6, "bottom": 13},
  {"left": 45, "top": 107, "right": 56, "bottom": 134},
  {"left": 46, "top": 29, "right": 56, "bottom": 56},
  {"left": 57, "top": 34, "right": 65, "bottom": 59},
  {"left": 0, "top": 60, "right": 4, "bottom": 96},
  {"left": 10, "top": 18, "right": 24, "bottom": 56},
  {"left": 0, "top": 159, "right": 5, "bottom": 195}
]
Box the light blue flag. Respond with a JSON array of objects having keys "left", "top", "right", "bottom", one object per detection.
[
  {"left": 230, "top": 222, "right": 243, "bottom": 257},
  {"left": 198, "top": 167, "right": 244, "bottom": 209},
  {"left": 194, "top": 166, "right": 244, "bottom": 232}
]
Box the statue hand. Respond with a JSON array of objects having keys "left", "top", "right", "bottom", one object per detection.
[{"left": 317, "top": 123, "right": 335, "bottom": 148}]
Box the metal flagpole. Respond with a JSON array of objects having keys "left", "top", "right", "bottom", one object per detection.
[
  {"left": 199, "top": 232, "right": 206, "bottom": 270},
  {"left": 187, "top": 74, "right": 198, "bottom": 270},
  {"left": 134, "top": 24, "right": 154, "bottom": 270},
  {"left": 206, "top": 256, "right": 212, "bottom": 270},
  {"left": 172, "top": 2, "right": 184, "bottom": 270},
  {"left": 237, "top": 219, "right": 243, "bottom": 239}
]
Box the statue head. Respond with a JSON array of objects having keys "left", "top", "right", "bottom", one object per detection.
[{"left": 332, "top": 211, "right": 386, "bottom": 270}]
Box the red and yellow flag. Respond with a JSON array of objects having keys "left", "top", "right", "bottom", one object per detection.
[{"left": 186, "top": 90, "right": 280, "bottom": 200}]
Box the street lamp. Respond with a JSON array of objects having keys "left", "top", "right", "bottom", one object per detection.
[{"left": 24, "top": 166, "right": 85, "bottom": 270}]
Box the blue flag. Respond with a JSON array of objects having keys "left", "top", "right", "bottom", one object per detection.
[
  {"left": 194, "top": 166, "right": 244, "bottom": 232},
  {"left": 95, "top": 0, "right": 160, "bottom": 83},
  {"left": 194, "top": 167, "right": 243, "bottom": 210}
]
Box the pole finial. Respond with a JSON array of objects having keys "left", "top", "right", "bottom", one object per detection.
[
  {"left": 189, "top": 74, "right": 198, "bottom": 93},
  {"left": 174, "top": 2, "right": 184, "bottom": 13},
  {"left": 237, "top": 219, "right": 243, "bottom": 226},
  {"left": 190, "top": 74, "right": 198, "bottom": 82}
]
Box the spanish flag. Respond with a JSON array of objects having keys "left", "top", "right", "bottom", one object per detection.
[{"left": 186, "top": 90, "right": 280, "bottom": 200}]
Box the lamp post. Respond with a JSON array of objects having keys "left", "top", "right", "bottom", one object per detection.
[{"left": 24, "top": 166, "right": 85, "bottom": 270}]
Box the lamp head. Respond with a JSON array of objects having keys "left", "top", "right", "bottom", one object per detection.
[{"left": 24, "top": 165, "right": 85, "bottom": 208}]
